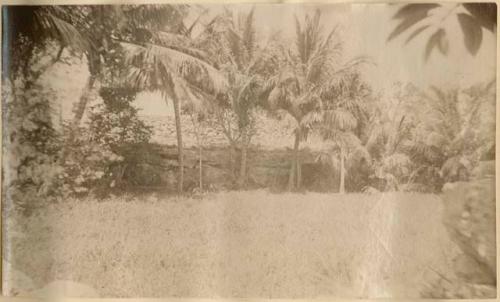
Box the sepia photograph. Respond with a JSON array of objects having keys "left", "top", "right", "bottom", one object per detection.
[{"left": 1, "top": 2, "right": 497, "bottom": 299}]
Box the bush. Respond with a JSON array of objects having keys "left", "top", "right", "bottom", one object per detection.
[
  {"left": 62, "top": 87, "right": 152, "bottom": 195},
  {"left": 4, "top": 81, "right": 63, "bottom": 214}
]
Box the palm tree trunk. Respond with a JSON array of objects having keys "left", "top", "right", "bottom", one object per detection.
[
  {"left": 339, "top": 147, "right": 345, "bottom": 194},
  {"left": 199, "top": 142, "right": 203, "bottom": 192},
  {"left": 190, "top": 114, "right": 203, "bottom": 192},
  {"left": 72, "top": 75, "right": 96, "bottom": 128},
  {"left": 61, "top": 75, "right": 96, "bottom": 161},
  {"left": 288, "top": 160, "right": 296, "bottom": 191},
  {"left": 288, "top": 131, "right": 301, "bottom": 191},
  {"left": 297, "top": 155, "right": 302, "bottom": 189},
  {"left": 171, "top": 94, "right": 184, "bottom": 194},
  {"left": 237, "top": 130, "right": 248, "bottom": 189},
  {"left": 229, "top": 142, "right": 237, "bottom": 180}
]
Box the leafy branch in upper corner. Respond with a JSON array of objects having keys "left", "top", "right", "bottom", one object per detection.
[{"left": 387, "top": 3, "right": 497, "bottom": 60}]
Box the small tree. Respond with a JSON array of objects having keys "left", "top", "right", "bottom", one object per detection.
[
  {"left": 188, "top": 111, "right": 208, "bottom": 192},
  {"left": 410, "top": 82, "right": 495, "bottom": 185},
  {"left": 316, "top": 74, "right": 371, "bottom": 193},
  {"left": 364, "top": 83, "right": 420, "bottom": 191}
]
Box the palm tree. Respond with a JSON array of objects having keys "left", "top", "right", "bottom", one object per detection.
[
  {"left": 316, "top": 74, "right": 371, "bottom": 193},
  {"left": 363, "top": 83, "right": 420, "bottom": 191},
  {"left": 63, "top": 5, "right": 191, "bottom": 161},
  {"left": 267, "top": 10, "right": 365, "bottom": 191},
  {"left": 317, "top": 132, "right": 369, "bottom": 193},
  {"left": 122, "top": 27, "right": 226, "bottom": 193},
  {"left": 3, "top": 5, "right": 223, "bottom": 195},
  {"left": 3, "top": 5, "right": 193, "bottom": 164},
  {"left": 410, "top": 82, "right": 495, "bottom": 183},
  {"left": 188, "top": 111, "right": 206, "bottom": 192},
  {"left": 201, "top": 8, "right": 274, "bottom": 188}
]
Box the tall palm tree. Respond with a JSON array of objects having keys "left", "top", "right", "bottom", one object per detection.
[
  {"left": 3, "top": 5, "right": 222, "bottom": 194},
  {"left": 199, "top": 7, "right": 274, "bottom": 188},
  {"left": 218, "top": 8, "right": 274, "bottom": 188},
  {"left": 267, "top": 10, "right": 365, "bottom": 191},
  {"left": 122, "top": 27, "right": 226, "bottom": 193},
  {"left": 63, "top": 5, "right": 191, "bottom": 161}
]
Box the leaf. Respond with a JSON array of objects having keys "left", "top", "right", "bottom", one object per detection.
[
  {"left": 242, "top": 7, "right": 256, "bottom": 57},
  {"left": 463, "top": 3, "right": 497, "bottom": 32},
  {"left": 393, "top": 4, "right": 440, "bottom": 19},
  {"left": 424, "top": 29, "right": 444, "bottom": 61},
  {"left": 437, "top": 32, "right": 449, "bottom": 55},
  {"left": 37, "top": 11, "right": 88, "bottom": 51},
  {"left": 388, "top": 4, "right": 438, "bottom": 41},
  {"left": 404, "top": 25, "right": 430, "bottom": 44},
  {"left": 457, "top": 13, "right": 483, "bottom": 55}
]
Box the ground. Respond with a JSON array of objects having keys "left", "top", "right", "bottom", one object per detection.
[{"left": 4, "top": 191, "right": 463, "bottom": 298}]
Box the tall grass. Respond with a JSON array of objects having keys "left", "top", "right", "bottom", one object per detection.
[{"left": 5, "top": 191, "right": 460, "bottom": 298}]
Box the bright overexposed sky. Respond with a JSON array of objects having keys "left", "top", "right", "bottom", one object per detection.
[{"left": 42, "top": 3, "right": 496, "bottom": 118}]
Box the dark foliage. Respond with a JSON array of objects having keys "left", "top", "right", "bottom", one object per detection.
[{"left": 388, "top": 3, "right": 497, "bottom": 59}]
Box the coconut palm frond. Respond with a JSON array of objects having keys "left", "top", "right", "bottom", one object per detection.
[
  {"left": 40, "top": 15, "right": 83, "bottom": 51},
  {"left": 268, "top": 87, "right": 285, "bottom": 110},
  {"left": 365, "top": 125, "right": 385, "bottom": 151},
  {"left": 122, "top": 4, "right": 188, "bottom": 31},
  {"left": 226, "top": 28, "right": 244, "bottom": 68},
  {"left": 324, "top": 56, "right": 371, "bottom": 87},
  {"left": 180, "top": 8, "right": 208, "bottom": 37},
  {"left": 382, "top": 152, "right": 412, "bottom": 174},
  {"left": 323, "top": 108, "right": 358, "bottom": 131},
  {"left": 20, "top": 7, "right": 88, "bottom": 53},
  {"left": 410, "top": 142, "right": 442, "bottom": 163},
  {"left": 300, "top": 110, "right": 323, "bottom": 130},
  {"left": 294, "top": 10, "right": 322, "bottom": 65},
  {"left": 147, "top": 43, "right": 226, "bottom": 92},
  {"left": 122, "top": 38, "right": 227, "bottom": 96},
  {"left": 242, "top": 7, "right": 257, "bottom": 58}
]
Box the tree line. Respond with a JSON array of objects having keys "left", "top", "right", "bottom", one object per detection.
[{"left": 2, "top": 5, "right": 495, "bottom": 212}]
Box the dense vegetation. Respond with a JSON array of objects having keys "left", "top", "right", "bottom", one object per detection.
[
  {"left": 2, "top": 4, "right": 496, "bottom": 213},
  {"left": 2, "top": 3, "right": 496, "bottom": 299}
]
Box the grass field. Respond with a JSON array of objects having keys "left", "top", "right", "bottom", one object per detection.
[{"left": 3, "top": 190, "right": 462, "bottom": 298}]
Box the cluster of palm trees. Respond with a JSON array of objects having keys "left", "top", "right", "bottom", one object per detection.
[
  {"left": 5, "top": 4, "right": 494, "bottom": 195},
  {"left": 6, "top": 5, "right": 371, "bottom": 193},
  {"left": 363, "top": 81, "right": 495, "bottom": 192}
]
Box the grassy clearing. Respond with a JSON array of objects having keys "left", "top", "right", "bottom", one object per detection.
[{"left": 4, "top": 190, "right": 461, "bottom": 298}]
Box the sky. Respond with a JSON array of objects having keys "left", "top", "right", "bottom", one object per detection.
[{"left": 42, "top": 3, "right": 497, "bottom": 118}]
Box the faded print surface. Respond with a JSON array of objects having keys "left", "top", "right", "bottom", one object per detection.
[{"left": 1, "top": 2, "right": 496, "bottom": 299}]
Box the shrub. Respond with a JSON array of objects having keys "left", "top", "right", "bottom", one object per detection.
[
  {"left": 62, "top": 87, "right": 153, "bottom": 195},
  {"left": 4, "top": 81, "right": 63, "bottom": 214}
]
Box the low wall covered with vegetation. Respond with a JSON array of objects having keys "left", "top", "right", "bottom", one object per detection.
[{"left": 115, "top": 144, "right": 340, "bottom": 193}]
